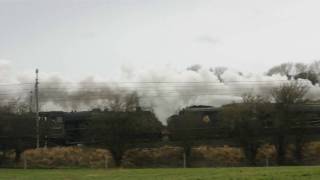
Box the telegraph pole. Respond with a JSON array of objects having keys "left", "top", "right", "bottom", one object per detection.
[
  {"left": 29, "top": 91, "right": 33, "bottom": 113},
  {"left": 35, "top": 69, "right": 40, "bottom": 148}
]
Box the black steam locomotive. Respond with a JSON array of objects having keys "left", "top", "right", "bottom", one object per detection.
[
  {"left": 39, "top": 108, "right": 163, "bottom": 146},
  {"left": 38, "top": 104, "right": 320, "bottom": 147}
]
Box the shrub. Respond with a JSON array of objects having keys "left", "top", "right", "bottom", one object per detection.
[
  {"left": 122, "top": 146, "right": 183, "bottom": 168},
  {"left": 22, "top": 147, "right": 114, "bottom": 169},
  {"left": 192, "top": 145, "right": 245, "bottom": 167},
  {"left": 255, "top": 144, "right": 277, "bottom": 165},
  {"left": 123, "top": 145, "right": 246, "bottom": 168},
  {"left": 302, "top": 142, "right": 320, "bottom": 164},
  {"left": 17, "top": 141, "right": 320, "bottom": 168}
]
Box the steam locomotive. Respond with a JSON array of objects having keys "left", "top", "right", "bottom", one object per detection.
[
  {"left": 38, "top": 104, "right": 320, "bottom": 146},
  {"left": 39, "top": 108, "right": 163, "bottom": 146}
]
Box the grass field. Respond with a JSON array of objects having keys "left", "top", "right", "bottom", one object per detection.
[{"left": 0, "top": 166, "right": 320, "bottom": 180}]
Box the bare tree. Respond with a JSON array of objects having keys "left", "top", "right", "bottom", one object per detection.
[
  {"left": 212, "top": 67, "right": 228, "bottom": 82},
  {"left": 109, "top": 91, "right": 140, "bottom": 112},
  {"left": 88, "top": 101, "right": 162, "bottom": 167},
  {"left": 267, "top": 63, "right": 294, "bottom": 78},
  {"left": 222, "top": 93, "right": 272, "bottom": 165},
  {"left": 269, "top": 62, "right": 319, "bottom": 84},
  {"left": 0, "top": 101, "right": 35, "bottom": 164},
  {"left": 294, "top": 63, "right": 308, "bottom": 75},
  {"left": 124, "top": 92, "right": 140, "bottom": 111},
  {"left": 309, "top": 60, "right": 320, "bottom": 74},
  {"left": 271, "top": 82, "right": 309, "bottom": 105},
  {"left": 270, "top": 82, "right": 309, "bottom": 165}
]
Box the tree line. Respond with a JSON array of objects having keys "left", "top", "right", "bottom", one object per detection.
[
  {"left": 0, "top": 81, "right": 319, "bottom": 167},
  {"left": 168, "top": 82, "right": 316, "bottom": 167}
]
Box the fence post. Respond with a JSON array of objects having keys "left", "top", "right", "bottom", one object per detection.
[
  {"left": 183, "top": 152, "right": 186, "bottom": 168},
  {"left": 265, "top": 157, "right": 269, "bottom": 167}
]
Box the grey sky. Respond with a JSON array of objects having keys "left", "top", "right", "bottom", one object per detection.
[{"left": 1, "top": 0, "right": 320, "bottom": 78}]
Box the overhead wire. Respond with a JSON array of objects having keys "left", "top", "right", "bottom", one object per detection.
[{"left": 0, "top": 79, "right": 305, "bottom": 104}]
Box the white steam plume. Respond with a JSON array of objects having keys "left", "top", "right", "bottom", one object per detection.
[{"left": 1, "top": 62, "right": 320, "bottom": 124}]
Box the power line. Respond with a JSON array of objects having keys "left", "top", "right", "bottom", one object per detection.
[
  {"left": 0, "top": 87, "right": 270, "bottom": 98},
  {"left": 38, "top": 80, "right": 289, "bottom": 84},
  {"left": 34, "top": 94, "right": 246, "bottom": 102},
  {"left": 0, "top": 81, "right": 284, "bottom": 97},
  {"left": 0, "top": 83, "right": 33, "bottom": 86},
  {"left": 0, "top": 79, "right": 299, "bottom": 93},
  {"left": 0, "top": 80, "right": 287, "bottom": 87},
  {"left": 37, "top": 84, "right": 280, "bottom": 90},
  {"left": 0, "top": 79, "right": 312, "bottom": 104}
]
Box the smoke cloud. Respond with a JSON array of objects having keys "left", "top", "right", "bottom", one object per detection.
[{"left": 1, "top": 61, "right": 320, "bottom": 124}]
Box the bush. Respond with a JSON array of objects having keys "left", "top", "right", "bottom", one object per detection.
[
  {"left": 122, "top": 146, "right": 183, "bottom": 168},
  {"left": 255, "top": 144, "right": 277, "bottom": 165},
  {"left": 123, "top": 145, "right": 246, "bottom": 168},
  {"left": 255, "top": 143, "right": 320, "bottom": 165},
  {"left": 16, "top": 142, "right": 320, "bottom": 168},
  {"left": 192, "top": 145, "right": 245, "bottom": 167},
  {"left": 22, "top": 147, "right": 114, "bottom": 169},
  {"left": 302, "top": 142, "right": 320, "bottom": 165}
]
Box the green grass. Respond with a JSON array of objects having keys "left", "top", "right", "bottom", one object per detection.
[{"left": 0, "top": 166, "right": 320, "bottom": 180}]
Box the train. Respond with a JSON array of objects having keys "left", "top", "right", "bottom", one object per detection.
[
  {"left": 38, "top": 104, "right": 320, "bottom": 146},
  {"left": 38, "top": 108, "right": 163, "bottom": 146}
]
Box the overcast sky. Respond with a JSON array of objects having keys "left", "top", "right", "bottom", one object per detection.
[{"left": 1, "top": 0, "right": 320, "bottom": 79}]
